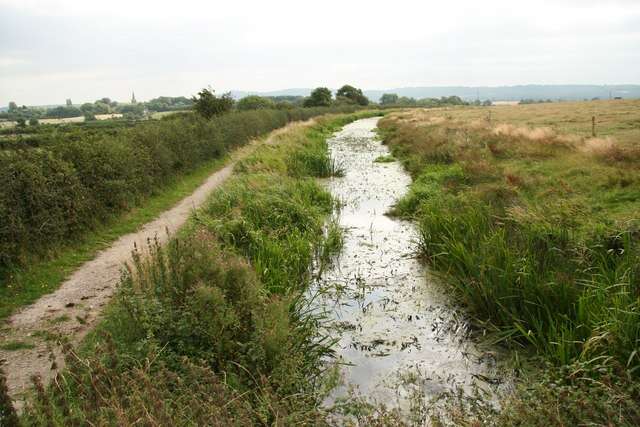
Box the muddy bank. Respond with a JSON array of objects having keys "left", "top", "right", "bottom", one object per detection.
[{"left": 312, "top": 117, "right": 504, "bottom": 414}]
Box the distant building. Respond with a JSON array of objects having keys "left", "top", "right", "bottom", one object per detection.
[{"left": 131, "top": 91, "right": 137, "bottom": 104}]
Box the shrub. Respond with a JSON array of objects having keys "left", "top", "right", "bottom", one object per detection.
[{"left": 192, "top": 88, "right": 234, "bottom": 119}]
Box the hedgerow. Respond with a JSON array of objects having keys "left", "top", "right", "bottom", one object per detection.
[{"left": 0, "top": 106, "right": 359, "bottom": 276}]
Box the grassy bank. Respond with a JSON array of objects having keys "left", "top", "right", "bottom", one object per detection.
[
  {"left": 0, "top": 106, "right": 361, "bottom": 320},
  {"left": 9, "top": 112, "right": 381, "bottom": 425},
  {"left": 378, "top": 104, "right": 639, "bottom": 425}
]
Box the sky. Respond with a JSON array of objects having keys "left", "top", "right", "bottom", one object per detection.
[{"left": 1, "top": 0, "right": 639, "bottom": 105}]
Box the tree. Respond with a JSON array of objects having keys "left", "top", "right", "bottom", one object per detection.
[
  {"left": 16, "top": 118, "right": 26, "bottom": 128},
  {"left": 28, "top": 118, "right": 39, "bottom": 126},
  {"left": 336, "top": 85, "right": 369, "bottom": 106},
  {"left": 93, "top": 102, "right": 110, "bottom": 114},
  {"left": 80, "top": 103, "right": 94, "bottom": 113},
  {"left": 46, "top": 106, "right": 82, "bottom": 118},
  {"left": 192, "top": 88, "right": 234, "bottom": 119},
  {"left": 236, "top": 95, "right": 275, "bottom": 111},
  {"left": 380, "top": 93, "right": 399, "bottom": 105},
  {"left": 8, "top": 102, "right": 17, "bottom": 112},
  {"left": 303, "top": 87, "right": 332, "bottom": 107},
  {"left": 440, "top": 96, "right": 465, "bottom": 105}
]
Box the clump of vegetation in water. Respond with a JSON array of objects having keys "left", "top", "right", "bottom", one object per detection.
[{"left": 378, "top": 105, "right": 640, "bottom": 424}]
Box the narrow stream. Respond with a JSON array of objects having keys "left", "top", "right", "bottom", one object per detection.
[{"left": 312, "top": 117, "right": 503, "bottom": 417}]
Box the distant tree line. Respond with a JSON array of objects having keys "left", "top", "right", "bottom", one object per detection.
[
  {"left": 519, "top": 98, "right": 554, "bottom": 105},
  {"left": 3, "top": 84, "right": 503, "bottom": 126},
  {"left": 192, "top": 84, "right": 371, "bottom": 119},
  {"left": 1, "top": 96, "right": 194, "bottom": 124},
  {"left": 379, "top": 93, "right": 492, "bottom": 107}
]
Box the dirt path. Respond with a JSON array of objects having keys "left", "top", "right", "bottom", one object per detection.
[{"left": 0, "top": 120, "right": 313, "bottom": 410}]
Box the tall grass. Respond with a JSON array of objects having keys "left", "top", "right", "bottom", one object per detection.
[
  {"left": 379, "top": 111, "right": 640, "bottom": 426},
  {"left": 378, "top": 112, "right": 640, "bottom": 422}
]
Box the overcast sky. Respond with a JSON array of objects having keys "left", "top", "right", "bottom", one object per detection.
[{"left": 1, "top": 0, "right": 639, "bottom": 105}]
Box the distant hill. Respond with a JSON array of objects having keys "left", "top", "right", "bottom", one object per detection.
[{"left": 231, "top": 85, "right": 640, "bottom": 102}]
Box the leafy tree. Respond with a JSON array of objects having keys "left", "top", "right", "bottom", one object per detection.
[
  {"left": 275, "top": 101, "right": 294, "bottom": 110},
  {"left": 192, "top": 88, "right": 234, "bottom": 119},
  {"left": 236, "top": 95, "right": 275, "bottom": 111},
  {"left": 145, "top": 96, "right": 193, "bottom": 112},
  {"left": 46, "top": 106, "right": 83, "bottom": 118},
  {"left": 84, "top": 112, "right": 97, "bottom": 121},
  {"left": 482, "top": 99, "right": 493, "bottom": 106},
  {"left": 93, "top": 102, "right": 110, "bottom": 114},
  {"left": 440, "top": 95, "right": 465, "bottom": 105},
  {"left": 303, "top": 87, "right": 332, "bottom": 107},
  {"left": 380, "top": 93, "right": 399, "bottom": 105},
  {"left": 336, "top": 85, "right": 369, "bottom": 106},
  {"left": 80, "top": 103, "right": 95, "bottom": 113},
  {"left": 397, "top": 96, "right": 417, "bottom": 106},
  {"left": 8, "top": 102, "right": 17, "bottom": 112},
  {"left": 16, "top": 118, "right": 26, "bottom": 128},
  {"left": 268, "top": 95, "right": 304, "bottom": 104},
  {"left": 28, "top": 118, "right": 39, "bottom": 126},
  {"left": 118, "top": 104, "right": 144, "bottom": 114}
]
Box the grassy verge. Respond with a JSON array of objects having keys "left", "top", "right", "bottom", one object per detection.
[
  {"left": 0, "top": 156, "right": 226, "bottom": 320},
  {"left": 12, "top": 112, "right": 380, "bottom": 425},
  {"left": 378, "top": 108, "right": 640, "bottom": 425}
]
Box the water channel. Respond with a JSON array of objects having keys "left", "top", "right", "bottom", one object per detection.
[{"left": 312, "top": 117, "right": 504, "bottom": 418}]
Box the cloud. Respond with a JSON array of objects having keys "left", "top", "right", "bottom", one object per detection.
[
  {"left": 0, "top": 56, "right": 28, "bottom": 67},
  {"left": 0, "top": 0, "right": 638, "bottom": 105}
]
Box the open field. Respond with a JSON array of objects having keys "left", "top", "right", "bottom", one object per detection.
[
  {"left": 378, "top": 99, "right": 640, "bottom": 425},
  {"left": 430, "top": 99, "right": 640, "bottom": 145}
]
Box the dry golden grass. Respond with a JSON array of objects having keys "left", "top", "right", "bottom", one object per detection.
[
  {"left": 380, "top": 100, "right": 640, "bottom": 224},
  {"left": 393, "top": 99, "right": 640, "bottom": 146}
]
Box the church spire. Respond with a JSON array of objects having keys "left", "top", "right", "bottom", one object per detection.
[{"left": 131, "top": 91, "right": 137, "bottom": 104}]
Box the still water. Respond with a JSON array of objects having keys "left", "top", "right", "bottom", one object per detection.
[{"left": 312, "top": 117, "right": 503, "bottom": 417}]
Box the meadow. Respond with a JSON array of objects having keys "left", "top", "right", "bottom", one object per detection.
[{"left": 378, "top": 99, "right": 640, "bottom": 425}]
